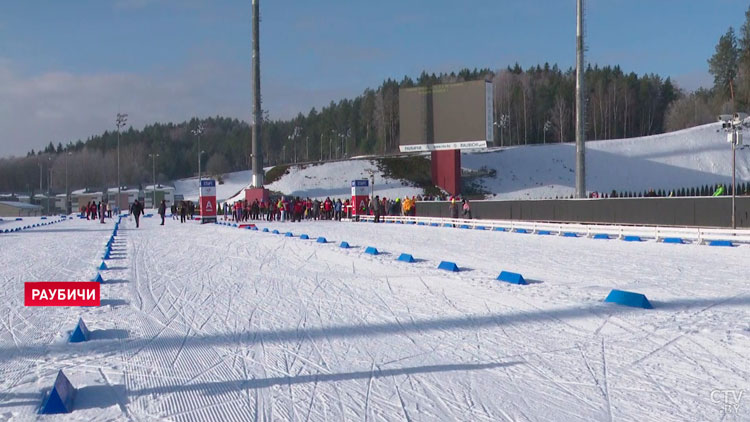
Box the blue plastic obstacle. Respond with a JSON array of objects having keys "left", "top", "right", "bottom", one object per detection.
[
  {"left": 364, "top": 246, "right": 379, "bottom": 255},
  {"left": 397, "top": 253, "right": 415, "bottom": 263},
  {"left": 443, "top": 223, "right": 452, "bottom": 227},
  {"left": 407, "top": 221, "right": 416, "bottom": 225},
  {"left": 92, "top": 273, "right": 104, "bottom": 283},
  {"left": 514, "top": 228, "right": 528, "bottom": 234},
  {"left": 430, "top": 223, "right": 439, "bottom": 227},
  {"left": 69, "top": 318, "right": 91, "bottom": 343},
  {"left": 459, "top": 225, "right": 470, "bottom": 229},
  {"left": 39, "top": 370, "right": 76, "bottom": 414},
  {"left": 272, "top": 230, "right": 280, "bottom": 234},
  {"left": 604, "top": 289, "right": 653, "bottom": 309},
  {"left": 497, "top": 271, "right": 527, "bottom": 285},
  {"left": 98, "top": 261, "right": 108, "bottom": 271},
  {"left": 709, "top": 240, "right": 734, "bottom": 247},
  {"left": 493, "top": 227, "right": 506, "bottom": 232},
  {"left": 417, "top": 222, "right": 426, "bottom": 226},
  {"left": 300, "top": 234, "right": 309, "bottom": 240},
  {"left": 437, "top": 261, "right": 460, "bottom": 272},
  {"left": 41, "top": 216, "right": 47, "bottom": 220},
  {"left": 103, "top": 251, "right": 111, "bottom": 260},
  {"left": 537, "top": 230, "right": 551, "bottom": 235},
  {"left": 285, "top": 232, "right": 294, "bottom": 237},
  {"left": 262, "top": 228, "right": 269, "bottom": 232},
  {"left": 316, "top": 237, "right": 327, "bottom": 243},
  {"left": 563, "top": 232, "right": 579, "bottom": 237},
  {"left": 662, "top": 237, "right": 685, "bottom": 244},
  {"left": 15, "top": 217, "right": 22, "bottom": 221},
  {"left": 593, "top": 233, "right": 611, "bottom": 240},
  {"left": 475, "top": 226, "right": 486, "bottom": 230},
  {"left": 339, "top": 241, "right": 350, "bottom": 249},
  {"left": 622, "top": 236, "right": 643, "bottom": 242}
]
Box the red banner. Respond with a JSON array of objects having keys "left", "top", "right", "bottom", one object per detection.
[{"left": 24, "top": 282, "right": 100, "bottom": 307}]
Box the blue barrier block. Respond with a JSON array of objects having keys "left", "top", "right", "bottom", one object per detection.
[
  {"left": 15, "top": 217, "right": 22, "bottom": 221},
  {"left": 443, "top": 223, "right": 453, "bottom": 227},
  {"left": 103, "top": 251, "right": 111, "bottom": 260},
  {"left": 397, "top": 253, "right": 415, "bottom": 263},
  {"left": 300, "top": 234, "right": 309, "bottom": 240},
  {"left": 709, "top": 240, "right": 734, "bottom": 247},
  {"left": 604, "top": 289, "right": 652, "bottom": 309},
  {"left": 417, "top": 222, "right": 426, "bottom": 226},
  {"left": 316, "top": 237, "right": 327, "bottom": 243},
  {"left": 476, "top": 226, "right": 486, "bottom": 230},
  {"left": 232, "top": 224, "right": 238, "bottom": 227},
  {"left": 407, "top": 221, "right": 416, "bottom": 225},
  {"left": 396, "top": 221, "right": 403, "bottom": 224},
  {"left": 263, "top": 228, "right": 269, "bottom": 232},
  {"left": 437, "top": 261, "right": 459, "bottom": 272},
  {"left": 623, "top": 236, "right": 642, "bottom": 242},
  {"left": 497, "top": 271, "right": 527, "bottom": 285},
  {"left": 41, "top": 216, "right": 47, "bottom": 220},
  {"left": 92, "top": 273, "right": 104, "bottom": 283},
  {"left": 69, "top": 318, "right": 91, "bottom": 343},
  {"left": 493, "top": 226, "right": 505, "bottom": 232},
  {"left": 251, "top": 226, "right": 258, "bottom": 231},
  {"left": 662, "top": 237, "right": 684, "bottom": 244},
  {"left": 514, "top": 229, "right": 528, "bottom": 234},
  {"left": 563, "top": 232, "right": 579, "bottom": 237},
  {"left": 537, "top": 230, "right": 551, "bottom": 235},
  {"left": 39, "top": 370, "right": 76, "bottom": 414},
  {"left": 386, "top": 221, "right": 393, "bottom": 224},
  {"left": 460, "top": 225, "right": 470, "bottom": 229},
  {"left": 98, "top": 262, "right": 108, "bottom": 271},
  {"left": 364, "top": 246, "right": 379, "bottom": 255},
  {"left": 593, "top": 234, "right": 610, "bottom": 240},
  {"left": 272, "top": 230, "right": 280, "bottom": 234},
  {"left": 339, "top": 241, "right": 350, "bottom": 248},
  {"left": 285, "top": 232, "right": 294, "bottom": 237},
  {"left": 144, "top": 214, "right": 153, "bottom": 218}
]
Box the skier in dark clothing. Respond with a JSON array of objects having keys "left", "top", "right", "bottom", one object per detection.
[
  {"left": 180, "top": 201, "right": 187, "bottom": 223},
  {"left": 373, "top": 196, "right": 381, "bottom": 223},
  {"left": 158, "top": 200, "right": 167, "bottom": 225},
  {"left": 131, "top": 199, "right": 144, "bottom": 228}
]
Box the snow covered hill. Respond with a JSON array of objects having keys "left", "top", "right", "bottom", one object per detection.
[{"left": 174, "top": 123, "right": 750, "bottom": 201}]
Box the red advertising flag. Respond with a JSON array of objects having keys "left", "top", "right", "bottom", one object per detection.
[{"left": 24, "top": 282, "right": 101, "bottom": 306}]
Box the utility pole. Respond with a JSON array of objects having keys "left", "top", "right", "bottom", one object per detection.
[
  {"left": 306, "top": 136, "right": 309, "bottom": 161},
  {"left": 192, "top": 123, "right": 204, "bottom": 184},
  {"left": 251, "top": 0, "right": 263, "bottom": 187},
  {"left": 575, "top": 0, "right": 586, "bottom": 198},
  {"left": 116, "top": 112, "right": 128, "bottom": 211},
  {"left": 65, "top": 152, "right": 71, "bottom": 214},
  {"left": 149, "top": 153, "right": 159, "bottom": 209}
]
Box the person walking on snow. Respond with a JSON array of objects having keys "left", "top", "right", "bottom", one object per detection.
[
  {"left": 131, "top": 199, "right": 144, "bottom": 228},
  {"left": 158, "top": 200, "right": 167, "bottom": 225}
]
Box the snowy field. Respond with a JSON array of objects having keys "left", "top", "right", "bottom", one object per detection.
[
  {"left": 173, "top": 122, "right": 750, "bottom": 201},
  {"left": 0, "top": 216, "right": 749, "bottom": 421}
]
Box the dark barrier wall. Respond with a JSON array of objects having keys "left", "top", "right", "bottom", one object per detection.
[{"left": 416, "top": 197, "right": 750, "bottom": 228}]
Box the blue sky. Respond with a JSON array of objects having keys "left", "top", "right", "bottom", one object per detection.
[{"left": 1, "top": 0, "right": 748, "bottom": 157}]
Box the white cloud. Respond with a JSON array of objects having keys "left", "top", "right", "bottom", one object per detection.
[{"left": 0, "top": 57, "right": 367, "bottom": 158}]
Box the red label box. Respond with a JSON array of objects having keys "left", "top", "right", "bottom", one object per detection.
[{"left": 24, "top": 282, "right": 100, "bottom": 306}]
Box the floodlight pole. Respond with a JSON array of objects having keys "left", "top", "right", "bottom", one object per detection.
[
  {"left": 732, "top": 138, "right": 736, "bottom": 229},
  {"left": 116, "top": 112, "right": 128, "bottom": 211},
  {"left": 66, "top": 152, "right": 71, "bottom": 214},
  {"left": 575, "top": 0, "right": 586, "bottom": 198},
  {"left": 192, "top": 123, "right": 204, "bottom": 185},
  {"left": 149, "top": 153, "right": 159, "bottom": 208}
]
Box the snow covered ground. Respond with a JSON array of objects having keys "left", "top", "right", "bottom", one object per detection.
[
  {"left": 465, "top": 122, "right": 750, "bottom": 199},
  {"left": 173, "top": 122, "right": 750, "bottom": 201},
  {"left": 173, "top": 170, "right": 254, "bottom": 202},
  {"left": 263, "top": 160, "right": 422, "bottom": 201},
  {"left": 1, "top": 216, "right": 748, "bottom": 420}
]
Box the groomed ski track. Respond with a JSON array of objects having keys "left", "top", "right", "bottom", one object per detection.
[{"left": 0, "top": 216, "right": 748, "bottom": 421}]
